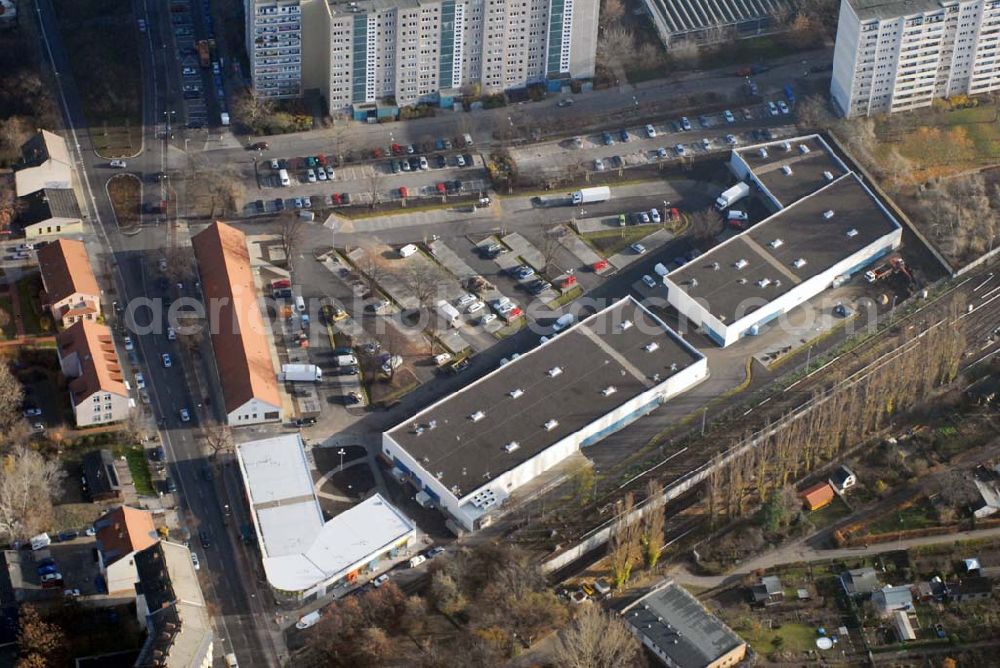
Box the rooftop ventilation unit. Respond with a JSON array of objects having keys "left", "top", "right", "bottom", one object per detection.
[
  {"left": 670, "top": 362, "right": 679, "bottom": 371},
  {"left": 799, "top": 144, "right": 811, "bottom": 154},
  {"left": 737, "top": 278, "right": 747, "bottom": 284},
  {"left": 774, "top": 279, "right": 782, "bottom": 287},
  {"left": 758, "top": 278, "right": 771, "bottom": 288},
  {"left": 712, "top": 262, "right": 720, "bottom": 271},
  {"left": 509, "top": 388, "right": 524, "bottom": 399},
  {"left": 770, "top": 238, "right": 784, "bottom": 249},
  {"left": 543, "top": 419, "right": 559, "bottom": 431},
  {"left": 823, "top": 209, "right": 835, "bottom": 219},
  {"left": 689, "top": 278, "right": 698, "bottom": 287},
  {"left": 823, "top": 170, "right": 834, "bottom": 181},
  {"left": 847, "top": 228, "right": 859, "bottom": 238},
  {"left": 601, "top": 386, "right": 617, "bottom": 396},
  {"left": 781, "top": 165, "right": 793, "bottom": 176},
  {"left": 469, "top": 410, "right": 485, "bottom": 422},
  {"left": 793, "top": 258, "right": 807, "bottom": 269},
  {"left": 547, "top": 366, "right": 563, "bottom": 377},
  {"left": 734, "top": 258, "right": 748, "bottom": 270},
  {"left": 620, "top": 320, "right": 633, "bottom": 331},
  {"left": 436, "top": 471, "right": 444, "bottom": 479},
  {"left": 644, "top": 342, "right": 659, "bottom": 353},
  {"left": 782, "top": 141, "right": 792, "bottom": 152},
  {"left": 759, "top": 148, "right": 768, "bottom": 158},
  {"left": 503, "top": 442, "right": 520, "bottom": 453},
  {"left": 428, "top": 420, "right": 437, "bottom": 430}
]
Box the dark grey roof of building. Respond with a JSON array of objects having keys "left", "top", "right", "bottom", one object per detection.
[
  {"left": 624, "top": 580, "right": 745, "bottom": 667},
  {"left": 20, "top": 188, "right": 82, "bottom": 226},
  {"left": 667, "top": 174, "right": 900, "bottom": 325},
  {"left": 736, "top": 136, "right": 849, "bottom": 208},
  {"left": 951, "top": 576, "right": 993, "bottom": 596},
  {"left": 82, "top": 449, "right": 120, "bottom": 498},
  {"left": 832, "top": 465, "right": 855, "bottom": 487},
  {"left": 386, "top": 297, "right": 704, "bottom": 500}
]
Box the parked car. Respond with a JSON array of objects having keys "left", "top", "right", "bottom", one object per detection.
[
  {"left": 372, "top": 574, "right": 390, "bottom": 587},
  {"left": 723, "top": 110, "right": 735, "bottom": 123},
  {"left": 644, "top": 124, "right": 656, "bottom": 138},
  {"left": 190, "top": 553, "right": 200, "bottom": 570},
  {"left": 123, "top": 336, "right": 134, "bottom": 351},
  {"left": 594, "top": 158, "right": 605, "bottom": 172},
  {"left": 642, "top": 275, "right": 657, "bottom": 288},
  {"left": 630, "top": 243, "right": 646, "bottom": 255},
  {"left": 680, "top": 116, "right": 692, "bottom": 131},
  {"left": 179, "top": 408, "right": 191, "bottom": 422},
  {"left": 109, "top": 159, "right": 127, "bottom": 169},
  {"left": 161, "top": 353, "right": 172, "bottom": 368}
]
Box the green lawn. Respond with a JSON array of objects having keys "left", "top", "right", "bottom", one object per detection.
[
  {"left": 581, "top": 226, "right": 659, "bottom": 258},
  {"left": 807, "top": 496, "right": 853, "bottom": 528},
  {"left": 738, "top": 621, "right": 820, "bottom": 654},
  {"left": 869, "top": 497, "right": 939, "bottom": 534},
  {"left": 115, "top": 444, "right": 155, "bottom": 496},
  {"left": 16, "top": 275, "right": 44, "bottom": 334},
  {"left": 51, "top": 0, "right": 142, "bottom": 157}
]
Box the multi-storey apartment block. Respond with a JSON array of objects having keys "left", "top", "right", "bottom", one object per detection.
[
  {"left": 831, "top": 0, "right": 1000, "bottom": 117},
  {"left": 252, "top": 0, "right": 597, "bottom": 106},
  {"left": 246, "top": 0, "right": 305, "bottom": 98}
]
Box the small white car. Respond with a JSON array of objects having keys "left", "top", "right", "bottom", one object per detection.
[
  {"left": 317, "top": 168, "right": 327, "bottom": 181},
  {"left": 778, "top": 100, "right": 790, "bottom": 115},
  {"left": 630, "top": 243, "right": 646, "bottom": 255},
  {"left": 701, "top": 137, "right": 712, "bottom": 150},
  {"left": 306, "top": 168, "right": 317, "bottom": 183},
  {"left": 124, "top": 336, "right": 134, "bottom": 351},
  {"left": 109, "top": 159, "right": 127, "bottom": 169},
  {"left": 457, "top": 293, "right": 477, "bottom": 307},
  {"left": 675, "top": 144, "right": 687, "bottom": 157},
  {"left": 190, "top": 552, "right": 200, "bottom": 570},
  {"left": 725, "top": 134, "right": 739, "bottom": 146},
  {"left": 325, "top": 166, "right": 335, "bottom": 179},
  {"left": 270, "top": 159, "right": 280, "bottom": 170},
  {"left": 179, "top": 408, "right": 191, "bottom": 422},
  {"left": 63, "top": 588, "right": 81, "bottom": 597},
  {"left": 162, "top": 353, "right": 172, "bottom": 368},
  {"left": 467, "top": 301, "right": 484, "bottom": 314},
  {"left": 373, "top": 574, "right": 390, "bottom": 588},
  {"left": 644, "top": 124, "right": 657, "bottom": 138},
  {"left": 419, "top": 156, "right": 429, "bottom": 170},
  {"left": 134, "top": 372, "right": 145, "bottom": 390},
  {"left": 594, "top": 158, "right": 605, "bottom": 172},
  {"left": 480, "top": 313, "right": 497, "bottom": 325},
  {"left": 23, "top": 408, "right": 41, "bottom": 417},
  {"left": 40, "top": 572, "right": 62, "bottom": 583},
  {"left": 296, "top": 611, "right": 321, "bottom": 629},
  {"left": 767, "top": 101, "right": 779, "bottom": 116},
  {"left": 642, "top": 275, "right": 657, "bottom": 289},
  {"left": 649, "top": 209, "right": 661, "bottom": 224},
  {"left": 167, "top": 327, "right": 176, "bottom": 340},
  {"left": 723, "top": 110, "right": 735, "bottom": 124},
  {"left": 455, "top": 155, "right": 466, "bottom": 167}
]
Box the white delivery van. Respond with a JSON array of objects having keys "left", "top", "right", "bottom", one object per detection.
[
  {"left": 278, "top": 169, "right": 291, "bottom": 187},
  {"left": 30, "top": 533, "right": 51, "bottom": 551},
  {"left": 225, "top": 653, "right": 239, "bottom": 668},
  {"left": 295, "top": 295, "right": 306, "bottom": 312},
  {"left": 398, "top": 244, "right": 418, "bottom": 258},
  {"left": 408, "top": 555, "right": 427, "bottom": 568}
]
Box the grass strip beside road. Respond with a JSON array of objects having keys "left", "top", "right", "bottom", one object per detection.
[
  {"left": 51, "top": 0, "right": 142, "bottom": 157},
  {"left": 16, "top": 276, "right": 44, "bottom": 335},
  {"left": 115, "top": 444, "right": 155, "bottom": 496},
  {"left": 581, "top": 226, "right": 659, "bottom": 258}
]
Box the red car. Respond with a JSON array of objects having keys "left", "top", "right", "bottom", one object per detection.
[
  {"left": 669, "top": 207, "right": 681, "bottom": 222},
  {"left": 436, "top": 182, "right": 447, "bottom": 194},
  {"left": 399, "top": 186, "right": 409, "bottom": 198},
  {"left": 331, "top": 193, "right": 342, "bottom": 205},
  {"left": 560, "top": 275, "right": 577, "bottom": 288},
  {"left": 373, "top": 147, "right": 384, "bottom": 159},
  {"left": 317, "top": 154, "right": 327, "bottom": 166},
  {"left": 391, "top": 143, "right": 404, "bottom": 155}
]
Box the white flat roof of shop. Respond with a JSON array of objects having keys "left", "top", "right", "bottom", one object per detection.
[{"left": 237, "top": 435, "right": 415, "bottom": 593}]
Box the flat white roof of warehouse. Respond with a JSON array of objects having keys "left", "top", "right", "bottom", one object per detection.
[
  {"left": 237, "top": 435, "right": 415, "bottom": 592},
  {"left": 385, "top": 297, "right": 705, "bottom": 500}
]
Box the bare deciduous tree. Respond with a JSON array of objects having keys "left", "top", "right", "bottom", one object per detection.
[
  {"left": 280, "top": 213, "right": 306, "bottom": 270},
  {"left": 232, "top": 87, "right": 274, "bottom": 133},
  {"left": 0, "top": 175, "right": 19, "bottom": 233},
  {"left": 0, "top": 363, "right": 24, "bottom": 435},
  {"left": 687, "top": 208, "right": 723, "bottom": 243},
  {"left": 607, "top": 493, "right": 641, "bottom": 588},
  {"left": 202, "top": 420, "right": 234, "bottom": 459},
  {"left": 429, "top": 570, "right": 467, "bottom": 615},
  {"left": 365, "top": 170, "right": 385, "bottom": 209},
  {"left": 642, "top": 479, "right": 665, "bottom": 568},
  {"left": 550, "top": 604, "right": 640, "bottom": 668},
  {"left": 164, "top": 245, "right": 196, "bottom": 286},
  {"left": 0, "top": 446, "right": 65, "bottom": 542}
]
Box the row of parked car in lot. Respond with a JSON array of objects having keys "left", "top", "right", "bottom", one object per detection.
[
  {"left": 388, "top": 152, "right": 475, "bottom": 174},
  {"left": 169, "top": 0, "right": 224, "bottom": 128}
]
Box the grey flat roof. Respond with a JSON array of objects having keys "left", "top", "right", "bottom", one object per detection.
[
  {"left": 330, "top": 0, "right": 421, "bottom": 15},
  {"left": 848, "top": 0, "right": 943, "bottom": 21},
  {"left": 735, "top": 136, "right": 849, "bottom": 208},
  {"left": 386, "top": 297, "right": 703, "bottom": 500},
  {"left": 668, "top": 173, "right": 899, "bottom": 325},
  {"left": 624, "top": 580, "right": 745, "bottom": 667}
]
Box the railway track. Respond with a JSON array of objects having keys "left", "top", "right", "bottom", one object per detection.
[{"left": 519, "top": 261, "right": 1000, "bottom": 554}]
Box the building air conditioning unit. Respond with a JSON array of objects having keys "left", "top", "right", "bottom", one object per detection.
[
  {"left": 547, "top": 366, "right": 563, "bottom": 377},
  {"left": 734, "top": 258, "right": 748, "bottom": 270},
  {"left": 847, "top": 228, "right": 859, "bottom": 238},
  {"left": 543, "top": 419, "right": 558, "bottom": 431},
  {"left": 799, "top": 144, "right": 811, "bottom": 154},
  {"left": 793, "top": 258, "right": 807, "bottom": 269},
  {"left": 601, "top": 386, "right": 617, "bottom": 396},
  {"left": 823, "top": 170, "right": 834, "bottom": 181},
  {"left": 469, "top": 410, "right": 485, "bottom": 422},
  {"left": 781, "top": 165, "right": 793, "bottom": 176},
  {"left": 644, "top": 342, "right": 659, "bottom": 352},
  {"left": 782, "top": 141, "right": 792, "bottom": 151},
  {"left": 509, "top": 388, "right": 524, "bottom": 398},
  {"left": 503, "top": 442, "right": 520, "bottom": 453},
  {"left": 758, "top": 278, "right": 771, "bottom": 288},
  {"left": 620, "top": 320, "right": 633, "bottom": 331},
  {"left": 823, "top": 209, "right": 835, "bottom": 219},
  {"left": 758, "top": 148, "right": 768, "bottom": 158},
  {"left": 769, "top": 238, "right": 783, "bottom": 249}
]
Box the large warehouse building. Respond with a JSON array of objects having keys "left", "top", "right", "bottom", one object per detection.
[
  {"left": 382, "top": 297, "right": 708, "bottom": 532},
  {"left": 665, "top": 135, "right": 903, "bottom": 347},
  {"left": 237, "top": 434, "right": 416, "bottom": 603}
]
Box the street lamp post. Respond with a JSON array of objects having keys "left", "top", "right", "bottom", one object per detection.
[{"left": 337, "top": 448, "right": 346, "bottom": 472}]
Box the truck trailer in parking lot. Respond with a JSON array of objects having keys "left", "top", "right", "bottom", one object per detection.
[
  {"left": 571, "top": 186, "right": 611, "bottom": 205},
  {"left": 714, "top": 182, "right": 750, "bottom": 210},
  {"left": 281, "top": 364, "right": 323, "bottom": 382},
  {"left": 436, "top": 300, "right": 462, "bottom": 328}
]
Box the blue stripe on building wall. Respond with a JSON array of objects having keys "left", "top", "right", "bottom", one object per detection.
[
  {"left": 351, "top": 15, "right": 368, "bottom": 103},
  {"left": 546, "top": 0, "right": 565, "bottom": 75},
  {"left": 580, "top": 397, "right": 664, "bottom": 448},
  {"left": 703, "top": 326, "right": 725, "bottom": 346},
  {"left": 439, "top": 0, "right": 456, "bottom": 87}
]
